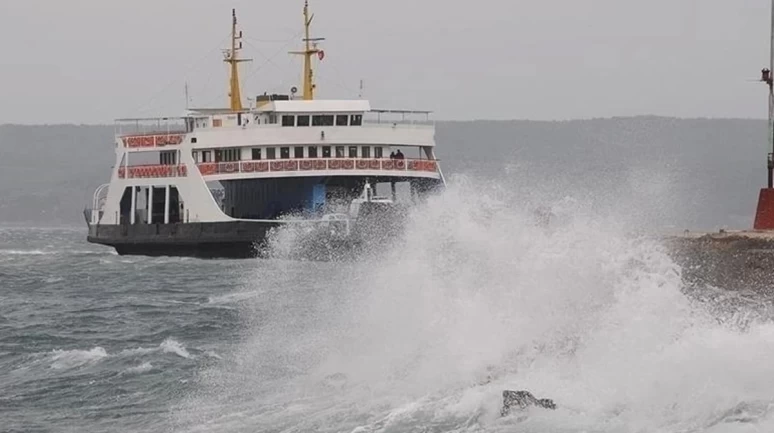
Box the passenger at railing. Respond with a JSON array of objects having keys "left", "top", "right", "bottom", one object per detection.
[
  {"left": 389, "top": 151, "right": 396, "bottom": 159},
  {"left": 395, "top": 150, "right": 405, "bottom": 160}
]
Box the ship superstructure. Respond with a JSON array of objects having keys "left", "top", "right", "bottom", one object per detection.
[{"left": 85, "top": 2, "right": 445, "bottom": 258}]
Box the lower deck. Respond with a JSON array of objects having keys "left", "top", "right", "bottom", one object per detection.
[{"left": 87, "top": 221, "right": 276, "bottom": 258}]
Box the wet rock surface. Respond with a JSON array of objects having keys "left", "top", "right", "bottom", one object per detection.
[
  {"left": 501, "top": 390, "right": 557, "bottom": 416},
  {"left": 664, "top": 234, "right": 774, "bottom": 296}
]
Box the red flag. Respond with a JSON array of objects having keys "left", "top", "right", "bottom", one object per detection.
[{"left": 318, "top": 50, "right": 325, "bottom": 61}]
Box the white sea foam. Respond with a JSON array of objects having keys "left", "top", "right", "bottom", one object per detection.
[
  {"left": 48, "top": 339, "right": 192, "bottom": 371},
  {"left": 161, "top": 338, "right": 192, "bottom": 359},
  {"left": 50, "top": 347, "right": 108, "bottom": 370},
  {"left": 125, "top": 362, "right": 154, "bottom": 374},
  {"left": 0, "top": 249, "right": 54, "bottom": 256}
]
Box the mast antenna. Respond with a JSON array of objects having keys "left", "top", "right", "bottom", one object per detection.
[
  {"left": 185, "top": 82, "right": 190, "bottom": 109},
  {"left": 289, "top": 0, "right": 325, "bottom": 100},
  {"left": 224, "top": 9, "right": 252, "bottom": 111}
]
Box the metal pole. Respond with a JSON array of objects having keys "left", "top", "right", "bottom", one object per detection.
[
  {"left": 130, "top": 186, "right": 136, "bottom": 224},
  {"left": 769, "top": 0, "right": 774, "bottom": 187},
  {"left": 148, "top": 187, "right": 154, "bottom": 224},
  {"left": 164, "top": 185, "right": 171, "bottom": 224}
]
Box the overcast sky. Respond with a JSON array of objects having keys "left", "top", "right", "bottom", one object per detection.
[{"left": 0, "top": 0, "right": 772, "bottom": 124}]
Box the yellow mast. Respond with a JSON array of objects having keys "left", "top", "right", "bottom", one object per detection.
[
  {"left": 225, "top": 9, "right": 251, "bottom": 111},
  {"left": 290, "top": 1, "right": 324, "bottom": 100}
]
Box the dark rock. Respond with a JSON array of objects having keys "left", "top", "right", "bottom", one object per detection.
[{"left": 501, "top": 390, "right": 556, "bottom": 416}]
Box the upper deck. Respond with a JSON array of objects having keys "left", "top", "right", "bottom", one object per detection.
[{"left": 115, "top": 99, "right": 435, "bottom": 150}]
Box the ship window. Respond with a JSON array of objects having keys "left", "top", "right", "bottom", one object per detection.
[
  {"left": 266, "top": 147, "right": 276, "bottom": 160},
  {"left": 350, "top": 114, "right": 363, "bottom": 126},
  {"left": 322, "top": 146, "right": 331, "bottom": 158},
  {"left": 374, "top": 146, "right": 383, "bottom": 158},
  {"left": 348, "top": 146, "right": 358, "bottom": 158},
  {"left": 191, "top": 137, "right": 197, "bottom": 143},
  {"left": 336, "top": 115, "right": 348, "bottom": 126},
  {"left": 252, "top": 148, "right": 261, "bottom": 160},
  {"left": 361, "top": 146, "right": 371, "bottom": 158},
  {"left": 269, "top": 114, "right": 277, "bottom": 124},
  {"left": 294, "top": 147, "right": 304, "bottom": 158},
  {"left": 280, "top": 147, "right": 290, "bottom": 159},
  {"left": 297, "top": 115, "right": 310, "bottom": 127},
  {"left": 160, "top": 150, "right": 177, "bottom": 165},
  {"left": 282, "top": 115, "right": 295, "bottom": 127},
  {"left": 202, "top": 151, "right": 211, "bottom": 162},
  {"left": 308, "top": 146, "right": 318, "bottom": 158},
  {"left": 335, "top": 146, "right": 345, "bottom": 158},
  {"left": 219, "top": 148, "right": 240, "bottom": 162},
  {"left": 312, "top": 115, "right": 335, "bottom": 126}
]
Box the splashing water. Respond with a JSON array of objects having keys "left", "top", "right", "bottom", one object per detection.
[{"left": 173, "top": 176, "right": 774, "bottom": 433}]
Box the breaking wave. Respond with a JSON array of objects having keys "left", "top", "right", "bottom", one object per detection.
[
  {"left": 46, "top": 338, "right": 193, "bottom": 371},
  {"left": 50, "top": 347, "right": 109, "bottom": 370},
  {"left": 175, "top": 175, "right": 774, "bottom": 432}
]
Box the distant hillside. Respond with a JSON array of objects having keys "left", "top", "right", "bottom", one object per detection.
[{"left": 0, "top": 118, "right": 766, "bottom": 229}]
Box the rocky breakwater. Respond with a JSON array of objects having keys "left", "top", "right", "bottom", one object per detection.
[{"left": 664, "top": 231, "right": 774, "bottom": 295}]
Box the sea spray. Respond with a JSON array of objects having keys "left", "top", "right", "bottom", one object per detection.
[{"left": 175, "top": 177, "right": 774, "bottom": 433}]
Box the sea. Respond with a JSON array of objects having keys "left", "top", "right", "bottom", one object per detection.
[{"left": 2, "top": 174, "right": 774, "bottom": 433}]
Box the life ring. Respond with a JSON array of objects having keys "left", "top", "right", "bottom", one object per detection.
[{"left": 395, "top": 160, "right": 406, "bottom": 170}]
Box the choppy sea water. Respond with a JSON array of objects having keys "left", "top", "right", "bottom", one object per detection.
[{"left": 3, "top": 180, "right": 774, "bottom": 433}]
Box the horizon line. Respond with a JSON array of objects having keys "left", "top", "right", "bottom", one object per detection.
[{"left": 0, "top": 114, "right": 769, "bottom": 127}]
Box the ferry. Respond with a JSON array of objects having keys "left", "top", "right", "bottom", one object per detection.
[{"left": 85, "top": 2, "right": 446, "bottom": 258}]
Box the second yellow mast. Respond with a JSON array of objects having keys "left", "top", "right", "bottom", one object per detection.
[{"left": 290, "top": 1, "right": 325, "bottom": 100}]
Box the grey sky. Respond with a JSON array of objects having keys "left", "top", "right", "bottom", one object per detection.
[{"left": 0, "top": 0, "right": 771, "bottom": 124}]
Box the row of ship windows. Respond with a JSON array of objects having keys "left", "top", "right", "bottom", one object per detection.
[
  {"left": 196, "top": 145, "right": 385, "bottom": 163},
  {"left": 281, "top": 114, "right": 363, "bottom": 127}
]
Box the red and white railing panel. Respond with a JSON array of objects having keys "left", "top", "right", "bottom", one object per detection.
[
  {"left": 118, "top": 165, "right": 188, "bottom": 179},
  {"left": 121, "top": 134, "right": 185, "bottom": 148},
  {"left": 196, "top": 158, "right": 438, "bottom": 176}
]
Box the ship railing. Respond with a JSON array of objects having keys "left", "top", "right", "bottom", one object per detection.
[
  {"left": 196, "top": 158, "right": 439, "bottom": 176},
  {"left": 117, "top": 164, "right": 188, "bottom": 179},
  {"left": 85, "top": 183, "right": 110, "bottom": 225},
  {"left": 115, "top": 117, "right": 189, "bottom": 148},
  {"left": 364, "top": 109, "right": 434, "bottom": 126}
]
